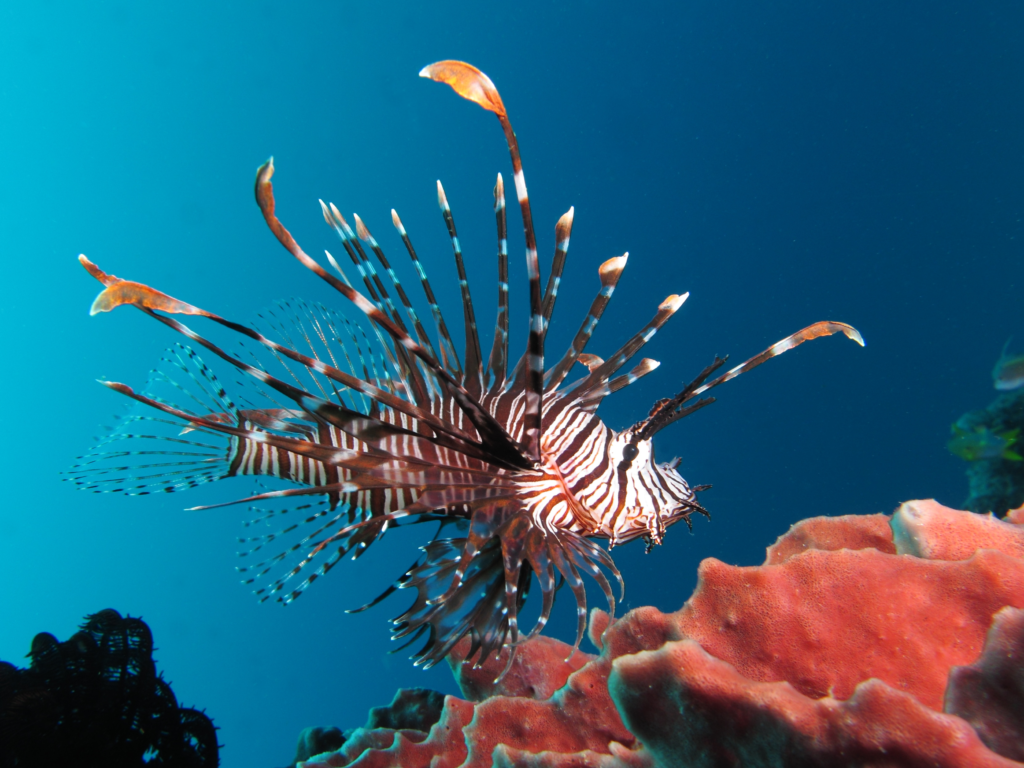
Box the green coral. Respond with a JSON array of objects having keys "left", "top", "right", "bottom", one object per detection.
[{"left": 960, "top": 389, "right": 1024, "bottom": 515}]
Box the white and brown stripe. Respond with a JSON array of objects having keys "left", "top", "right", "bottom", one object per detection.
[{"left": 73, "top": 59, "right": 862, "bottom": 671}]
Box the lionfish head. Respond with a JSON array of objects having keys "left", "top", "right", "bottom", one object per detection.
[{"left": 602, "top": 425, "right": 708, "bottom": 550}]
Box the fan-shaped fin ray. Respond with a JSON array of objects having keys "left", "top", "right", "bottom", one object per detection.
[
  {"left": 522, "top": 531, "right": 556, "bottom": 639},
  {"left": 545, "top": 534, "right": 588, "bottom": 660},
  {"left": 80, "top": 254, "right": 538, "bottom": 475}
]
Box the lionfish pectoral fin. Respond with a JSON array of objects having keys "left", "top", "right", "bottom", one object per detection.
[
  {"left": 68, "top": 345, "right": 241, "bottom": 496},
  {"left": 80, "top": 256, "right": 208, "bottom": 317},
  {"left": 419, "top": 61, "right": 507, "bottom": 117},
  {"left": 79, "top": 254, "right": 118, "bottom": 285}
]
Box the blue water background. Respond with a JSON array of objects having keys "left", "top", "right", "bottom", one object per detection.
[{"left": 2, "top": 2, "right": 1022, "bottom": 765}]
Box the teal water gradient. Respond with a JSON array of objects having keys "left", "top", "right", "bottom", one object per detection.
[{"left": 2, "top": 2, "right": 1022, "bottom": 765}]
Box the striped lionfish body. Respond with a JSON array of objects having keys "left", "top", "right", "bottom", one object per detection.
[{"left": 71, "top": 62, "right": 863, "bottom": 669}]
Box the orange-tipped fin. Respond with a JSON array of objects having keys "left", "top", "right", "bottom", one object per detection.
[
  {"left": 82, "top": 254, "right": 206, "bottom": 316},
  {"left": 88, "top": 280, "right": 208, "bottom": 317},
  {"left": 80, "top": 257, "right": 208, "bottom": 317},
  {"left": 802, "top": 321, "right": 865, "bottom": 347},
  {"left": 419, "top": 61, "right": 506, "bottom": 117},
  {"left": 79, "top": 254, "right": 119, "bottom": 287}
]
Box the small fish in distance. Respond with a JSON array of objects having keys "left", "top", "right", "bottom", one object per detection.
[
  {"left": 948, "top": 420, "right": 1023, "bottom": 462},
  {"left": 993, "top": 339, "right": 1024, "bottom": 391}
]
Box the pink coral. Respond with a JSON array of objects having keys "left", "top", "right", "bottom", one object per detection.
[{"left": 300, "top": 501, "right": 1024, "bottom": 768}]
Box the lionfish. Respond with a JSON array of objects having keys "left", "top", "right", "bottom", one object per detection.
[{"left": 71, "top": 61, "right": 863, "bottom": 670}]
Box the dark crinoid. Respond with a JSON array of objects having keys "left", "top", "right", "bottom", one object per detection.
[{"left": 0, "top": 608, "right": 219, "bottom": 768}]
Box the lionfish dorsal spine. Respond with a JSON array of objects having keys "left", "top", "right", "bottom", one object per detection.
[
  {"left": 351, "top": 212, "right": 441, "bottom": 409},
  {"left": 506, "top": 206, "right": 575, "bottom": 390},
  {"left": 544, "top": 253, "right": 628, "bottom": 392},
  {"left": 352, "top": 213, "right": 437, "bottom": 363},
  {"left": 568, "top": 292, "right": 689, "bottom": 407},
  {"left": 436, "top": 180, "right": 485, "bottom": 400},
  {"left": 255, "top": 160, "right": 534, "bottom": 469},
  {"left": 485, "top": 172, "right": 509, "bottom": 393},
  {"left": 338, "top": 208, "right": 432, "bottom": 407},
  {"left": 540, "top": 207, "right": 575, "bottom": 338},
  {"left": 390, "top": 208, "right": 464, "bottom": 381},
  {"left": 420, "top": 60, "right": 545, "bottom": 464}
]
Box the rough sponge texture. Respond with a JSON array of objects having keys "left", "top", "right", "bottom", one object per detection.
[
  {"left": 611, "top": 640, "right": 1017, "bottom": 768},
  {"left": 765, "top": 512, "right": 897, "bottom": 563},
  {"left": 300, "top": 501, "right": 1024, "bottom": 768},
  {"left": 674, "top": 540, "right": 1023, "bottom": 709},
  {"left": 449, "top": 635, "right": 594, "bottom": 702},
  {"left": 945, "top": 606, "right": 1024, "bottom": 761},
  {"left": 891, "top": 498, "right": 1024, "bottom": 560}
]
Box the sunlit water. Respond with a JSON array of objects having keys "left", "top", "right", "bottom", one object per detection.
[{"left": 2, "top": 2, "right": 1021, "bottom": 765}]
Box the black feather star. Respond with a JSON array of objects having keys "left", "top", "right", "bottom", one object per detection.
[{"left": 0, "top": 609, "right": 219, "bottom": 767}]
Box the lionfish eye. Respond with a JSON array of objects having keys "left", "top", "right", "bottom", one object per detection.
[{"left": 618, "top": 443, "right": 641, "bottom": 471}]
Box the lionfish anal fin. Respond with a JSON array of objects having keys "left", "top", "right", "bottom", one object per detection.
[{"left": 79, "top": 255, "right": 207, "bottom": 317}]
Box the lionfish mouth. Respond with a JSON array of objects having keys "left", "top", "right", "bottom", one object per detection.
[{"left": 70, "top": 60, "right": 863, "bottom": 672}]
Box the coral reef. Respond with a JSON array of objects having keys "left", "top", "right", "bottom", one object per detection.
[
  {"left": 959, "top": 389, "right": 1024, "bottom": 514},
  {"left": 296, "top": 500, "right": 1024, "bottom": 768},
  {"left": 0, "top": 608, "right": 218, "bottom": 768},
  {"left": 286, "top": 728, "right": 346, "bottom": 768},
  {"left": 945, "top": 606, "right": 1024, "bottom": 761}
]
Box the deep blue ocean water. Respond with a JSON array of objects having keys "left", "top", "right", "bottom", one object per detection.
[{"left": 2, "top": 1, "right": 1022, "bottom": 765}]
